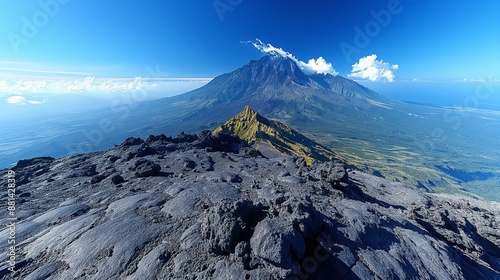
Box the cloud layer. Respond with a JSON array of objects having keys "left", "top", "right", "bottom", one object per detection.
[
  {"left": 250, "top": 39, "right": 338, "bottom": 76},
  {"left": 0, "top": 76, "right": 145, "bottom": 94},
  {"left": 6, "top": 95, "right": 46, "bottom": 105},
  {"left": 348, "top": 54, "right": 398, "bottom": 82}
]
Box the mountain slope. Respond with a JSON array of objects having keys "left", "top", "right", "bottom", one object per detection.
[
  {"left": 172, "top": 55, "right": 387, "bottom": 105},
  {"left": 158, "top": 55, "right": 394, "bottom": 123},
  {"left": 1, "top": 132, "right": 498, "bottom": 279},
  {"left": 213, "top": 106, "right": 336, "bottom": 165}
]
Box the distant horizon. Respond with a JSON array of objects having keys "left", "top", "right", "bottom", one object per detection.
[
  {"left": 2, "top": 47, "right": 499, "bottom": 107},
  {"left": 2, "top": 1, "right": 500, "bottom": 108},
  {"left": 2, "top": 56, "right": 500, "bottom": 120}
]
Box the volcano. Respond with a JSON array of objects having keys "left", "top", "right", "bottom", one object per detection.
[
  {"left": 150, "top": 55, "right": 395, "bottom": 127},
  {"left": 119, "top": 54, "right": 500, "bottom": 199},
  {"left": 131, "top": 54, "right": 402, "bottom": 141}
]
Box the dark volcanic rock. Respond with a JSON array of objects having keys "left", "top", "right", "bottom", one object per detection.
[
  {"left": 313, "top": 161, "right": 349, "bottom": 188},
  {"left": 202, "top": 200, "right": 264, "bottom": 255},
  {"left": 68, "top": 164, "right": 97, "bottom": 178},
  {"left": 111, "top": 175, "right": 125, "bottom": 185},
  {"left": 197, "top": 130, "right": 249, "bottom": 153},
  {"left": 11, "top": 157, "right": 55, "bottom": 186},
  {"left": 251, "top": 218, "right": 305, "bottom": 269},
  {"left": 121, "top": 137, "right": 144, "bottom": 147},
  {"left": 91, "top": 174, "right": 107, "bottom": 184},
  {"left": 173, "top": 131, "right": 198, "bottom": 143},
  {"left": 13, "top": 157, "right": 55, "bottom": 170},
  {"left": 0, "top": 132, "right": 498, "bottom": 279},
  {"left": 134, "top": 159, "right": 161, "bottom": 177},
  {"left": 146, "top": 133, "right": 172, "bottom": 144}
]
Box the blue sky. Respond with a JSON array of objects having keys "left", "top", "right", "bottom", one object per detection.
[{"left": 0, "top": 0, "right": 499, "bottom": 98}]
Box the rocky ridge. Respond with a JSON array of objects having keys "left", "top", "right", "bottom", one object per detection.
[
  {"left": 0, "top": 131, "right": 499, "bottom": 279},
  {"left": 213, "top": 106, "right": 336, "bottom": 165}
]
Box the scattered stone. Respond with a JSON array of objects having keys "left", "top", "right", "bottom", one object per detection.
[
  {"left": 109, "top": 155, "right": 120, "bottom": 162},
  {"left": 157, "top": 144, "right": 177, "bottom": 153},
  {"left": 121, "top": 137, "right": 144, "bottom": 147},
  {"left": 202, "top": 172, "right": 242, "bottom": 183},
  {"left": 19, "top": 192, "right": 31, "bottom": 198},
  {"left": 14, "top": 157, "right": 55, "bottom": 170},
  {"left": 111, "top": 175, "right": 124, "bottom": 185},
  {"left": 172, "top": 132, "right": 198, "bottom": 143},
  {"left": 202, "top": 200, "right": 265, "bottom": 255},
  {"left": 250, "top": 218, "right": 305, "bottom": 269},
  {"left": 91, "top": 174, "right": 107, "bottom": 184},
  {"left": 68, "top": 164, "right": 97, "bottom": 178},
  {"left": 183, "top": 159, "right": 197, "bottom": 169},
  {"left": 134, "top": 159, "right": 161, "bottom": 177}
]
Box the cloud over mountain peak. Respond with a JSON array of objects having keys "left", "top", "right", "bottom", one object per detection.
[{"left": 248, "top": 39, "right": 338, "bottom": 76}]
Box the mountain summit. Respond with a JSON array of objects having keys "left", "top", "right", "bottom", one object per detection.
[
  {"left": 167, "top": 55, "right": 391, "bottom": 115},
  {"left": 213, "top": 106, "right": 336, "bottom": 165},
  {"left": 150, "top": 54, "right": 395, "bottom": 136}
]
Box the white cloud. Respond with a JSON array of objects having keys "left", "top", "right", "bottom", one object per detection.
[
  {"left": 249, "top": 39, "right": 338, "bottom": 76},
  {"left": 6, "top": 96, "right": 25, "bottom": 104},
  {"left": 6, "top": 95, "right": 46, "bottom": 105},
  {"left": 348, "top": 54, "right": 398, "bottom": 82}
]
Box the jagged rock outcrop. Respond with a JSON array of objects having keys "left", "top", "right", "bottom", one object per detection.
[
  {"left": 214, "top": 106, "right": 336, "bottom": 165},
  {"left": 0, "top": 132, "right": 499, "bottom": 279}
]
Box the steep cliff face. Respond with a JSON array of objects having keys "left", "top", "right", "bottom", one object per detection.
[
  {"left": 213, "top": 106, "right": 336, "bottom": 165},
  {"left": 0, "top": 132, "right": 499, "bottom": 279}
]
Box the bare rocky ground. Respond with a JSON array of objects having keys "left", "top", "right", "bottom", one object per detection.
[{"left": 0, "top": 131, "right": 499, "bottom": 279}]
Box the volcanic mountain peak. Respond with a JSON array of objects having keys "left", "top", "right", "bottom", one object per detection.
[
  {"left": 213, "top": 106, "right": 336, "bottom": 165},
  {"left": 232, "top": 105, "right": 261, "bottom": 122},
  {"left": 254, "top": 54, "right": 307, "bottom": 74},
  {"left": 227, "top": 106, "right": 272, "bottom": 129},
  {"left": 235, "top": 54, "right": 312, "bottom": 88},
  {"left": 173, "top": 54, "right": 392, "bottom": 114}
]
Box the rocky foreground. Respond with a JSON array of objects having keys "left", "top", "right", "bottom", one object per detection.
[{"left": 0, "top": 132, "right": 499, "bottom": 279}]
